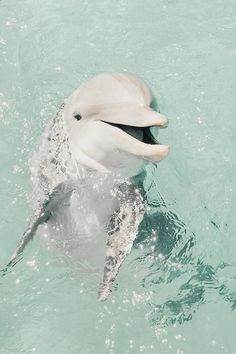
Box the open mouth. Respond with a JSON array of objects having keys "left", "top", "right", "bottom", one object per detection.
[{"left": 102, "top": 121, "right": 159, "bottom": 145}]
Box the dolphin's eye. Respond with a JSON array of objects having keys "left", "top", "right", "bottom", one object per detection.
[{"left": 73, "top": 113, "right": 82, "bottom": 121}]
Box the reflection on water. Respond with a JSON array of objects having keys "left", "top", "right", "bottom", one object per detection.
[{"left": 133, "top": 185, "right": 236, "bottom": 326}]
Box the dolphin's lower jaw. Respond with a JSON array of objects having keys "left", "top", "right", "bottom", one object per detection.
[
  {"left": 96, "top": 122, "right": 161, "bottom": 177},
  {"left": 98, "top": 119, "right": 169, "bottom": 165}
]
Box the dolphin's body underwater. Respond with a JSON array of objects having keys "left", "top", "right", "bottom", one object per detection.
[{"left": 4, "top": 73, "right": 169, "bottom": 300}]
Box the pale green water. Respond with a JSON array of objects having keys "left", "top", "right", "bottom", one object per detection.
[{"left": 0, "top": 0, "right": 236, "bottom": 353}]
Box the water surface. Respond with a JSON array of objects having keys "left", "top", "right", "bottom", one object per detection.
[{"left": 0, "top": 0, "right": 236, "bottom": 353}]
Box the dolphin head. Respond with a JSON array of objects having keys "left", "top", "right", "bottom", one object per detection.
[{"left": 64, "top": 73, "right": 169, "bottom": 176}]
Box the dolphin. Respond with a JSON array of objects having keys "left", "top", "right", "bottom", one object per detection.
[{"left": 3, "top": 73, "right": 169, "bottom": 300}]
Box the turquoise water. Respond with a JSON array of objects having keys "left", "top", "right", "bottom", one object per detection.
[{"left": 0, "top": 0, "right": 236, "bottom": 353}]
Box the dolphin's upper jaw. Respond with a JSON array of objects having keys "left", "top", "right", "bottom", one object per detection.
[
  {"left": 72, "top": 103, "right": 169, "bottom": 146},
  {"left": 89, "top": 105, "right": 169, "bottom": 146}
]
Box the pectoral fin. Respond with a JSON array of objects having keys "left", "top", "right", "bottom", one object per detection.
[
  {"left": 1, "top": 182, "right": 74, "bottom": 275},
  {"left": 97, "top": 191, "right": 145, "bottom": 301}
]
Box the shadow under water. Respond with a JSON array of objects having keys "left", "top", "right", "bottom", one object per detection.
[{"left": 133, "top": 190, "right": 236, "bottom": 326}]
